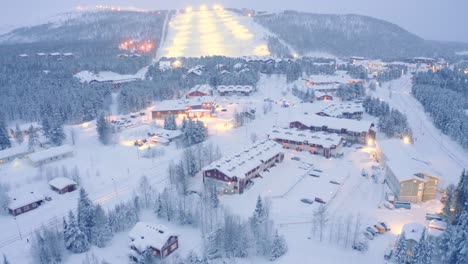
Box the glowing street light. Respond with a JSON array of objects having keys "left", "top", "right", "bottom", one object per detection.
[
  {"left": 402, "top": 136, "right": 411, "bottom": 144},
  {"left": 367, "top": 138, "right": 374, "bottom": 146},
  {"left": 185, "top": 6, "right": 193, "bottom": 13},
  {"left": 172, "top": 60, "right": 182, "bottom": 68},
  {"left": 199, "top": 5, "right": 208, "bottom": 11}
]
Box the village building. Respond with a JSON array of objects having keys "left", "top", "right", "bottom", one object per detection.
[
  {"left": 187, "top": 65, "right": 204, "bottom": 76},
  {"left": 217, "top": 85, "right": 254, "bottom": 96},
  {"left": 315, "top": 92, "right": 334, "bottom": 101},
  {"left": 149, "top": 129, "right": 183, "bottom": 145},
  {"left": 269, "top": 128, "right": 344, "bottom": 158},
  {"left": 203, "top": 140, "right": 284, "bottom": 194},
  {"left": 128, "top": 222, "right": 178, "bottom": 262},
  {"left": 8, "top": 192, "right": 44, "bottom": 216},
  {"left": 27, "top": 145, "right": 74, "bottom": 167},
  {"left": 151, "top": 97, "right": 215, "bottom": 119},
  {"left": 316, "top": 102, "right": 364, "bottom": 120},
  {"left": 376, "top": 139, "right": 439, "bottom": 203},
  {"left": 19, "top": 54, "right": 29, "bottom": 58},
  {"left": 185, "top": 84, "right": 213, "bottom": 98},
  {"left": 401, "top": 223, "right": 425, "bottom": 256},
  {"left": 0, "top": 145, "right": 32, "bottom": 165},
  {"left": 158, "top": 60, "right": 172, "bottom": 71},
  {"left": 289, "top": 115, "right": 375, "bottom": 144},
  {"left": 48, "top": 177, "right": 77, "bottom": 194}
]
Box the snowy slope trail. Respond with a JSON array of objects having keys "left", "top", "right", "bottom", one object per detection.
[{"left": 372, "top": 74, "right": 468, "bottom": 184}]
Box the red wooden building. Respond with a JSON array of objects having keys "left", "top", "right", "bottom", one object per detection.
[
  {"left": 49, "top": 177, "right": 77, "bottom": 194},
  {"left": 128, "top": 222, "right": 178, "bottom": 262},
  {"left": 8, "top": 192, "right": 44, "bottom": 216}
]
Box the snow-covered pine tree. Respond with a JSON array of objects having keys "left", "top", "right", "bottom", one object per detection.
[
  {"left": 14, "top": 124, "right": 24, "bottom": 144},
  {"left": 77, "top": 188, "right": 95, "bottom": 242},
  {"left": 270, "top": 229, "right": 288, "bottom": 261},
  {"left": 205, "top": 228, "right": 223, "bottom": 259},
  {"left": 443, "top": 184, "right": 457, "bottom": 223},
  {"left": 90, "top": 205, "right": 113, "bottom": 248},
  {"left": 411, "top": 228, "right": 433, "bottom": 264},
  {"left": 394, "top": 232, "right": 408, "bottom": 264},
  {"left": 0, "top": 113, "right": 11, "bottom": 150},
  {"left": 0, "top": 183, "right": 10, "bottom": 215},
  {"left": 65, "top": 210, "right": 89, "bottom": 253},
  {"left": 96, "top": 112, "right": 112, "bottom": 145},
  {"left": 28, "top": 125, "right": 38, "bottom": 151},
  {"left": 454, "top": 170, "right": 468, "bottom": 221},
  {"left": 2, "top": 254, "right": 9, "bottom": 264},
  {"left": 48, "top": 119, "right": 66, "bottom": 146}
]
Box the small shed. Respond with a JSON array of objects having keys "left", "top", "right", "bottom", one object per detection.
[
  {"left": 8, "top": 192, "right": 44, "bottom": 216},
  {"left": 49, "top": 177, "right": 77, "bottom": 194}
]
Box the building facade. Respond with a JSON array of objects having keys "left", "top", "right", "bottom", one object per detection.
[{"left": 128, "top": 222, "right": 178, "bottom": 262}]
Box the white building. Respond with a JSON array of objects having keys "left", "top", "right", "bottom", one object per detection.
[
  {"left": 316, "top": 102, "right": 364, "bottom": 119},
  {"left": 0, "top": 145, "right": 32, "bottom": 165},
  {"left": 269, "top": 128, "right": 344, "bottom": 158},
  {"left": 186, "top": 84, "right": 213, "bottom": 98},
  {"left": 376, "top": 140, "right": 439, "bottom": 203},
  {"left": 217, "top": 85, "right": 254, "bottom": 96},
  {"left": 27, "top": 145, "right": 74, "bottom": 167},
  {"left": 203, "top": 140, "right": 284, "bottom": 194},
  {"left": 128, "top": 222, "right": 178, "bottom": 262}
]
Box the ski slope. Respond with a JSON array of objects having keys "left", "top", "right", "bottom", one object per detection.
[{"left": 157, "top": 6, "right": 271, "bottom": 59}]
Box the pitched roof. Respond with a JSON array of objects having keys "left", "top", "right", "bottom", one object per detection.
[
  {"left": 49, "top": 177, "right": 77, "bottom": 190},
  {"left": 128, "top": 222, "right": 173, "bottom": 252},
  {"left": 292, "top": 114, "right": 373, "bottom": 133},
  {"left": 27, "top": 145, "right": 73, "bottom": 163},
  {"left": 8, "top": 192, "right": 43, "bottom": 210},
  {"left": 0, "top": 145, "right": 30, "bottom": 160},
  {"left": 203, "top": 140, "right": 283, "bottom": 179},
  {"left": 402, "top": 222, "right": 425, "bottom": 242},
  {"left": 269, "top": 128, "right": 343, "bottom": 149}
]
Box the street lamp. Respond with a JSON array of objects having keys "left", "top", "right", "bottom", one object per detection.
[
  {"left": 111, "top": 178, "right": 118, "bottom": 196},
  {"left": 14, "top": 217, "right": 22, "bottom": 240}
]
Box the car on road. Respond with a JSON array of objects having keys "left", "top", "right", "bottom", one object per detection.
[
  {"left": 314, "top": 197, "right": 326, "bottom": 204},
  {"left": 384, "top": 248, "right": 393, "bottom": 260},
  {"left": 309, "top": 173, "right": 320, "bottom": 178},
  {"left": 363, "top": 231, "right": 374, "bottom": 240},
  {"left": 221, "top": 108, "right": 227, "bottom": 112},
  {"left": 300, "top": 199, "right": 314, "bottom": 204},
  {"left": 352, "top": 242, "right": 368, "bottom": 252},
  {"left": 379, "top": 222, "right": 390, "bottom": 231},
  {"left": 366, "top": 227, "right": 378, "bottom": 236},
  {"left": 384, "top": 201, "right": 395, "bottom": 210}
]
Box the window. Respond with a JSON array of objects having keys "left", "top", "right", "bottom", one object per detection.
[
  {"left": 16, "top": 209, "right": 21, "bottom": 214},
  {"left": 170, "top": 243, "right": 177, "bottom": 251},
  {"left": 163, "top": 249, "right": 168, "bottom": 256},
  {"left": 32, "top": 203, "right": 37, "bottom": 208}
]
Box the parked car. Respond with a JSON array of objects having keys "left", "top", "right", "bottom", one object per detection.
[
  {"left": 366, "top": 227, "right": 378, "bottom": 236},
  {"left": 329, "top": 180, "right": 341, "bottom": 185},
  {"left": 384, "top": 201, "right": 395, "bottom": 210},
  {"left": 130, "top": 115, "right": 138, "bottom": 118},
  {"left": 363, "top": 231, "right": 374, "bottom": 240},
  {"left": 384, "top": 248, "right": 393, "bottom": 260},
  {"left": 139, "top": 112, "right": 146, "bottom": 116},
  {"left": 425, "top": 213, "right": 443, "bottom": 221},
  {"left": 374, "top": 225, "right": 386, "bottom": 234},
  {"left": 221, "top": 108, "right": 227, "bottom": 112},
  {"left": 309, "top": 173, "right": 320, "bottom": 178},
  {"left": 301, "top": 198, "right": 314, "bottom": 204},
  {"left": 352, "top": 242, "right": 368, "bottom": 252},
  {"left": 379, "top": 222, "right": 390, "bottom": 231},
  {"left": 291, "top": 157, "right": 301, "bottom": 161},
  {"left": 394, "top": 201, "right": 411, "bottom": 209},
  {"left": 313, "top": 169, "right": 323, "bottom": 173},
  {"left": 315, "top": 197, "right": 326, "bottom": 204},
  {"left": 134, "top": 140, "right": 144, "bottom": 147}
]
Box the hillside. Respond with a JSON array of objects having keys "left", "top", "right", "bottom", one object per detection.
[
  {"left": 0, "top": 10, "right": 168, "bottom": 44},
  {"left": 255, "top": 11, "right": 468, "bottom": 58}
]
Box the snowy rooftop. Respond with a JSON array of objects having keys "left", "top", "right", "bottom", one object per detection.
[
  {"left": 318, "top": 102, "right": 364, "bottom": 117},
  {"left": 152, "top": 129, "right": 182, "bottom": 140},
  {"left": 378, "top": 139, "right": 439, "bottom": 182},
  {"left": 203, "top": 140, "right": 283, "bottom": 179},
  {"left": 217, "top": 85, "right": 253, "bottom": 93},
  {"left": 48, "top": 177, "right": 77, "bottom": 190},
  {"left": 152, "top": 96, "right": 215, "bottom": 112},
  {"left": 0, "top": 145, "right": 30, "bottom": 160},
  {"left": 128, "top": 222, "right": 173, "bottom": 252},
  {"left": 27, "top": 145, "right": 74, "bottom": 163},
  {"left": 187, "top": 65, "right": 203, "bottom": 76},
  {"left": 188, "top": 84, "right": 212, "bottom": 95},
  {"left": 402, "top": 222, "right": 425, "bottom": 242},
  {"left": 292, "top": 114, "right": 373, "bottom": 133},
  {"left": 269, "top": 128, "right": 343, "bottom": 149},
  {"left": 8, "top": 192, "right": 43, "bottom": 210}
]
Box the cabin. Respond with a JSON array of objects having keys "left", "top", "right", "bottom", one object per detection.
[
  {"left": 128, "top": 222, "right": 178, "bottom": 262},
  {"left": 186, "top": 84, "right": 213, "bottom": 98},
  {"left": 48, "top": 177, "right": 77, "bottom": 194},
  {"left": 203, "top": 140, "right": 284, "bottom": 194},
  {"left": 217, "top": 85, "right": 254, "bottom": 96},
  {"left": 376, "top": 140, "right": 439, "bottom": 203},
  {"left": 151, "top": 97, "right": 215, "bottom": 119},
  {"left": 8, "top": 192, "right": 44, "bottom": 216},
  {"left": 269, "top": 128, "right": 343, "bottom": 158},
  {"left": 27, "top": 145, "right": 74, "bottom": 167},
  {"left": 0, "top": 145, "right": 32, "bottom": 165},
  {"left": 289, "top": 115, "right": 375, "bottom": 144}
]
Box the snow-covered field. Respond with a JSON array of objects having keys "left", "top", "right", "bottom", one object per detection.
[{"left": 157, "top": 7, "right": 272, "bottom": 59}]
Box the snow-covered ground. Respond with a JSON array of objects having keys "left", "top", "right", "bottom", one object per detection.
[
  {"left": 157, "top": 7, "right": 272, "bottom": 59},
  {"left": 0, "top": 71, "right": 465, "bottom": 263}
]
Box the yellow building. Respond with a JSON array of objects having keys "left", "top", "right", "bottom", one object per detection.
[{"left": 376, "top": 140, "right": 439, "bottom": 203}]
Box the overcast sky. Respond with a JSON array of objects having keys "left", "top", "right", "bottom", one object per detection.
[{"left": 1, "top": 0, "right": 467, "bottom": 42}]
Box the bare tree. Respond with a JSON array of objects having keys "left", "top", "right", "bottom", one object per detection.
[{"left": 314, "top": 205, "right": 329, "bottom": 242}]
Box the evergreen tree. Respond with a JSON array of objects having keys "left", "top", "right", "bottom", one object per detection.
[
  {"left": 14, "top": 123, "right": 24, "bottom": 144},
  {"left": 0, "top": 113, "right": 11, "bottom": 150},
  {"left": 90, "top": 205, "right": 113, "bottom": 248},
  {"left": 48, "top": 119, "right": 66, "bottom": 146},
  {"left": 443, "top": 184, "right": 457, "bottom": 223},
  {"left": 96, "top": 113, "right": 112, "bottom": 145},
  {"left": 395, "top": 232, "right": 408, "bottom": 264},
  {"left": 411, "top": 228, "right": 433, "bottom": 264},
  {"left": 28, "top": 125, "right": 38, "bottom": 151},
  {"left": 64, "top": 211, "right": 89, "bottom": 253},
  {"left": 454, "top": 170, "right": 468, "bottom": 221},
  {"left": 270, "top": 230, "right": 287, "bottom": 261},
  {"left": 0, "top": 183, "right": 10, "bottom": 215},
  {"left": 77, "top": 189, "right": 95, "bottom": 242}
]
